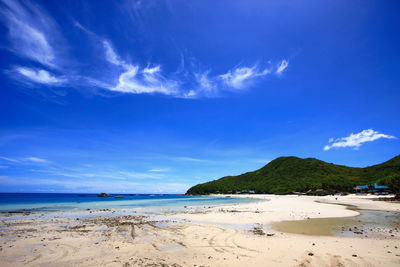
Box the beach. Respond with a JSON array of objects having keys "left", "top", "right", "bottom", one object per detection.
[{"left": 1, "top": 194, "right": 399, "bottom": 266}]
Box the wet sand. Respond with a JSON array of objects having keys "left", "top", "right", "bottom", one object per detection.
[
  {"left": 272, "top": 207, "right": 400, "bottom": 237},
  {"left": 1, "top": 194, "right": 399, "bottom": 266}
]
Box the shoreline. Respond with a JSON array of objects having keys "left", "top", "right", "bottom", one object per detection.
[{"left": 1, "top": 194, "right": 399, "bottom": 266}]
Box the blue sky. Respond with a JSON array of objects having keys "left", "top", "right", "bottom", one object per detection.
[{"left": 0, "top": 0, "right": 399, "bottom": 193}]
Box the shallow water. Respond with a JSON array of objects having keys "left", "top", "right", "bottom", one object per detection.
[
  {"left": 0, "top": 193, "right": 261, "bottom": 215},
  {"left": 271, "top": 205, "right": 400, "bottom": 237}
]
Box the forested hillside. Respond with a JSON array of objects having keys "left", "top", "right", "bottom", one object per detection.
[{"left": 186, "top": 155, "right": 400, "bottom": 195}]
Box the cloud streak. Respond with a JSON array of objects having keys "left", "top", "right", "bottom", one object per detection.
[
  {"left": 148, "top": 168, "right": 171, "bottom": 172},
  {"left": 24, "top": 157, "right": 49, "bottom": 163},
  {"left": 112, "top": 65, "right": 179, "bottom": 95},
  {"left": 219, "top": 66, "right": 270, "bottom": 89},
  {"left": 0, "top": 156, "right": 20, "bottom": 163},
  {"left": 15, "top": 67, "right": 64, "bottom": 85},
  {"left": 0, "top": 0, "right": 290, "bottom": 99},
  {"left": 276, "top": 60, "right": 289, "bottom": 74},
  {"left": 324, "top": 129, "right": 396, "bottom": 151},
  {"left": 0, "top": 156, "right": 49, "bottom": 163},
  {"left": 102, "top": 40, "right": 129, "bottom": 68},
  {"left": 100, "top": 38, "right": 287, "bottom": 98},
  {"left": 0, "top": 175, "right": 189, "bottom": 193},
  {"left": 100, "top": 40, "right": 180, "bottom": 95},
  {"left": 0, "top": 0, "right": 57, "bottom": 66}
]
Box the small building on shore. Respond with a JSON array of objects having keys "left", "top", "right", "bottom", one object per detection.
[{"left": 354, "top": 184, "right": 390, "bottom": 194}]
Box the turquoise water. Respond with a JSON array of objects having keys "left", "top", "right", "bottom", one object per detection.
[{"left": 0, "top": 193, "right": 258, "bottom": 213}]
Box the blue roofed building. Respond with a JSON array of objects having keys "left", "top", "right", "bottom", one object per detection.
[{"left": 354, "top": 184, "right": 390, "bottom": 194}]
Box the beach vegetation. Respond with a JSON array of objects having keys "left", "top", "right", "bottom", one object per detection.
[{"left": 186, "top": 155, "right": 400, "bottom": 195}]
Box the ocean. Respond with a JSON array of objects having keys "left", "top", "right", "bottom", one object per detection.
[{"left": 0, "top": 193, "right": 259, "bottom": 214}]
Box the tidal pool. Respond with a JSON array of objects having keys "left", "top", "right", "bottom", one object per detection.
[{"left": 271, "top": 204, "right": 400, "bottom": 237}]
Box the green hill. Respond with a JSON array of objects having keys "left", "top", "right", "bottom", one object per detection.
[{"left": 186, "top": 155, "right": 400, "bottom": 195}]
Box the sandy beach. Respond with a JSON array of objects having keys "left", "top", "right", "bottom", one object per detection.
[{"left": 1, "top": 194, "right": 399, "bottom": 267}]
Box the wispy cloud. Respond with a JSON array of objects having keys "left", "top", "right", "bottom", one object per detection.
[
  {"left": 1, "top": 0, "right": 291, "bottom": 99},
  {"left": 117, "top": 170, "right": 165, "bottom": 179},
  {"left": 102, "top": 40, "right": 129, "bottom": 68},
  {"left": 0, "top": 156, "right": 49, "bottom": 164},
  {"left": 276, "top": 60, "right": 289, "bottom": 74},
  {"left": 0, "top": 0, "right": 57, "bottom": 66},
  {"left": 0, "top": 175, "right": 189, "bottom": 193},
  {"left": 15, "top": 67, "right": 64, "bottom": 85},
  {"left": 148, "top": 168, "right": 171, "bottom": 172},
  {"left": 100, "top": 39, "right": 287, "bottom": 98},
  {"left": 219, "top": 66, "right": 270, "bottom": 89},
  {"left": 112, "top": 65, "right": 179, "bottom": 95},
  {"left": 0, "top": 156, "right": 20, "bottom": 163},
  {"left": 324, "top": 129, "right": 396, "bottom": 151},
  {"left": 172, "top": 156, "right": 208, "bottom": 162},
  {"left": 194, "top": 71, "right": 216, "bottom": 91},
  {"left": 101, "top": 39, "right": 180, "bottom": 95},
  {"left": 24, "top": 157, "right": 49, "bottom": 163},
  {"left": 32, "top": 166, "right": 165, "bottom": 180},
  {"left": 0, "top": 0, "right": 69, "bottom": 89}
]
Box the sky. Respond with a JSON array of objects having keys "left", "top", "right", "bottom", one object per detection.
[{"left": 0, "top": 0, "right": 399, "bottom": 193}]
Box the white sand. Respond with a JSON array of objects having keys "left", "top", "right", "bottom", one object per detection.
[
  {"left": 1, "top": 194, "right": 399, "bottom": 266},
  {"left": 169, "top": 194, "right": 362, "bottom": 225}
]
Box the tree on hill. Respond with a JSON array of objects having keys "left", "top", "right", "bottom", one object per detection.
[
  {"left": 186, "top": 155, "right": 400, "bottom": 195},
  {"left": 377, "top": 174, "right": 400, "bottom": 199}
]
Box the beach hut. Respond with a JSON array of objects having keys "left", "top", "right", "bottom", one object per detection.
[
  {"left": 373, "top": 184, "right": 390, "bottom": 194},
  {"left": 354, "top": 185, "right": 369, "bottom": 194},
  {"left": 354, "top": 184, "right": 390, "bottom": 194}
]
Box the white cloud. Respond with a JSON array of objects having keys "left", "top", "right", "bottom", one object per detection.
[
  {"left": 172, "top": 156, "right": 208, "bottom": 162},
  {"left": 0, "top": 156, "right": 20, "bottom": 163},
  {"left": 100, "top": 39, "right": 289, "bottom": 97},
  {"left": 73, "top": 20, "right": 95, "bottom": 36},
  {"left": 324, "top": 129, "right": 396, "bottom": 151},
  {"left": 195, "top": 71, "right": 215, "bottom": 91},
  {"left": 0, "top": 156, "right": 49, "bottom": 164},
  {"left": 143, "top": 66, "right": 161, "bottom": 74},
  {"left": 148, "top": 168, "right": 171, "bottom": 172},
  {"left": 276, "top": 60, "right": 289, "bottom": 74},
  {"left": 219, "top": 66, "right": 270, "bottom": 89},
  {"left": 117, "top": 171, "right": 164, "bottom": 179},
  {"left": 0, "top": 175, "right": 190, "bottom": 193},
  {"left": 102, "top": 40, "right": 129, "bottom": 68},
  {"left": 15, "top": 67, "right": 63, "bottom": 85},
  {"left": 100, "top": 39, "right": 179, "bottom": 95},
  {"left": 24, "top": 157, "right": 49, "bottom": 163},
  {"left": 112, "top": 65, "right": 178, "bottom": 95},
  {"left": 184, "top": 71, "right": 217, "bottom": 98},
  {"left": 0, "top": 0, "right": 57, "bottom": 66},
  {"left": 33, "top": 167, "right": 164, "bottom": 180},
  {"left": 2, "top": 3, "right": 290, "bottom": 100}
]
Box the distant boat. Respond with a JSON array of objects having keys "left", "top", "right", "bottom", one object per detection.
[
  {"left": 97, "top": 193, "right": 110, "bottom": 197},
  {"left": 114, "top": 195, "right": 124, "bottom": 198}
]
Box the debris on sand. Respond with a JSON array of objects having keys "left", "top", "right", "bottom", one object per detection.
[{"left": 251, "top": 224, "right": 265, "bottom": 235}]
